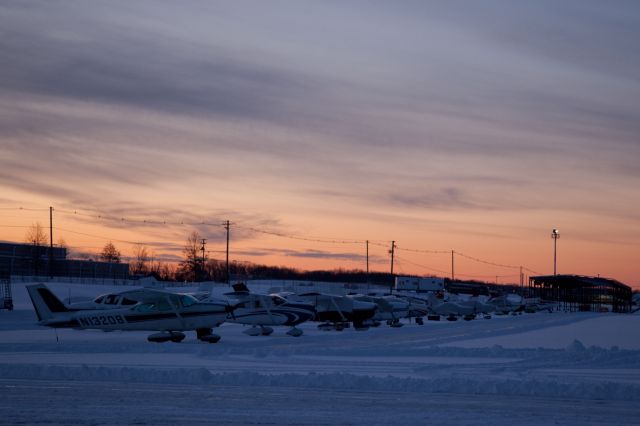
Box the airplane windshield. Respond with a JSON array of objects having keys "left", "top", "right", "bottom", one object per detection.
[
  {"left": 94, "top": 296, "right": 105, "bottom": 304},
  {"left": 271, "top": 296, "right": 286, "bottom": 306},
  {"left": 134, "top": 298, "right": 172, "bottom": 312},
  {"left": 135, "top": 303, "right": 157, "bottom": 313},
  {"left": 180, "top": 295, "right": 198, "bottom": 307},
  {"left": 105, "top": 295, "right": 119, "bottom": 305}
]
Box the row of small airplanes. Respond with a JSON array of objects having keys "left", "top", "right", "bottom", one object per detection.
[{"left": 26, "top": 282, "right": 554, "bottom": 343}]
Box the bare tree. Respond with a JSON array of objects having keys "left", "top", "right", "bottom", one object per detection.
[
  {"left": 100, "top": 242, "right": 121, "bottom": 263},
  {"left": 131, "top": 244, "right": 149, "bottom": 275},
  {"left": 57, "top": 237, "right": 67, "bottom": 249},
  {"left": 24, "top": 222, "right": 48, "bottom": 275},
  {"left": 178, "top": 231, "right": 205, "bottom": 281},
  {"left": 25, "top": 222, "right": 48, "bottom": 246}
]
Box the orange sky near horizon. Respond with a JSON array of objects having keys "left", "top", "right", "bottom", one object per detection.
[{"left": 1, "top": 200, "right": 638, "bottom": 289}]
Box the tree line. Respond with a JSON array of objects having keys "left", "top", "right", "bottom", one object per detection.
[{"left": 23, "top": 224, "right": 396, "bottom": 284}]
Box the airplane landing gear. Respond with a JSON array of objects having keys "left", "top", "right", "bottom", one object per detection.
[
  {"left": 387, "top": 319, "right": 403, "bottom": 328},
  {"left": 260, "top": 326, "right": 274, "bottom": 336},
  {"left": 318, "top": 322, "right": 349, "bottom": 331},
  {"left": 148, "top": 331, "right": 186, "bottom": 343},
  {"left": 243, "top": 325, "right": 274, "bottom": 336},
  {"left": 196, "top": 328, "right": 221, "bottom": 343},
  {"left": 286, "top": 327, "right": 303, "bottom": 337}
]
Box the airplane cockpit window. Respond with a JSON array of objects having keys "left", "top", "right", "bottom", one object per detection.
[
  {"left": 105, "top": 295, "right": 119, "bottom": 305},
  {"left": 271, "top": 296, "right": 286, "bottom": 306},
  {"left": 155, "top": 298, "right": 172, "bottom": 311},
  {"left": 94, "top": 296, "right": 105, "bottom": 304},
  {"left": 135, "top": 303, "right": 157, "bottom": 313},
  {"left": 121, "top": 297, "right": 137, "bottom": 306},
  {"left": 179, "top": 295, "right": 198, "bottom": 308}
]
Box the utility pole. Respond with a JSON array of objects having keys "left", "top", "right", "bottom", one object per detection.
[
  {"left": 225, "top": 220, "right": 230, "bottom": 284},
  {"left": 389, "top": 241, "right": 395, "bottom": 275},
  {"left": 551, "top": 229, "right": 560, "bottom": 275},
  {"left": 200, "top": 239, "right": 206, "bottom": 282},
  {"left": 366, "top": 240, "right": 369, "bottom": 279},
  {"left": 389, "top": 240, "right": 396, "bottom": 293},
  {"left": 49, "top": 206, "right": 53, "bottom": 278},
  {"left": 520, "top": 266, "right": 524, "bottom": 297},
  {"left": 451, "top": 250, "right": 455, "bottom": 281}
]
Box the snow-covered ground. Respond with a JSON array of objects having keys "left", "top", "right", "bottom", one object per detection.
[{"left": 1, "top": 281, "right": 640, "bottom": 425}]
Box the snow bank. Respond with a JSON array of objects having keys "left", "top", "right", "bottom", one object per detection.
[
  {"left": 446, "top": 314, "right": 640, "bottom": 350},
  {"left": 2, "top": 363, "right": 638, "bottom": 401}
]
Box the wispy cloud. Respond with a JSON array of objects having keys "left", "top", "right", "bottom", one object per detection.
[{"left": 1, "top": 1, "right": 639, "bottom": 282}]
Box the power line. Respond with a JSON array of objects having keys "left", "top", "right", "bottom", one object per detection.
[
  {"left": 53, "top": 227, "right": 153, "bottom": 245},
  {"left": 393, "top": 254, "right": 451, "bottom": 275},
  {"left": 455, "top": 251, "right": 521, "bottom": 270},
  {"left": 236, "top": 224, "right": 376, "bottom": 245},
  {"left": 395, "top": 246, "right": 450, "bottom": 254},
  {"left": 55, "top": 208, "right": 227, "bottom": 228},
  {"left": 0, "top": 207, "right": 49, "bottom": 211},
  {"left": 4, "top": 205, "right": 544, "bottom": 275}
]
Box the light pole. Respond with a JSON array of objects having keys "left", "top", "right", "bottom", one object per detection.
[{"left": 551, "top": 229, "right": 560, "bottom": 275}]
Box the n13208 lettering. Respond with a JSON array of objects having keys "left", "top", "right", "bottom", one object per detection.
[{"left": 78, "top": 315, "right": 126, "bottom": 327}]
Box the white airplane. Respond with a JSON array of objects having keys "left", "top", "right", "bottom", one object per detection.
[
  {"left": 26, "top": 284, "right": 233, "bottom": 343},
  {"left": 447, "top": 294, "right": 496, "bottom": 317},
  {"left": 423, "top": 292, "right": 477, "bottom": 320},
  {"left": 208, "top": 283, "right": 316, "bottom": 337},
  {"left": 389, "top": 293, "right": 432, "bottom": 325},
  {"left": 488, "top": 294, "right": 525, "bottom": 315},
  {"left": 347, "top": 293, "right": 411, "bottom": 327},
  {"left": 291, "top": 291, "right": 377, "bottom": 331}
]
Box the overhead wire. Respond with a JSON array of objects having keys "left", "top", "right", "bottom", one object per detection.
[
  {"left": 0, "top": 207, "right": 49, "bottom": 211},
  {"left": 3, "top": 204, "right": 543, "bottom": 278},
  {"left": 235, "top": 224, "right": 377, "bottom": 245},
  {"left": 455, "top": 251, "right": 521, "bottom": 270},
  {"left": 55, "top": 208, "right": 227, "bottom": 228},
  {"left": 393, "top": 254, "right": 451, "bottom": 275}
]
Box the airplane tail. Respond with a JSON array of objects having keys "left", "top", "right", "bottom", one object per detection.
[
  {"left": 426, "top": 292, "right": 439, "bottom": 306},
  {"left": 26, "top": 284, "right": 71, "bottom": 322},
  {"left": 232, "top": 282, "right": 250, "bottom": 293}
]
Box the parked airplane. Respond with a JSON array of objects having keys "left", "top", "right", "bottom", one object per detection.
[
  {"left": 26, "top": 284, "right": 233, "bottom": 343},
  {"left": 447, "top": 294, "right": 496, "bottom": 317},
  {"left": 424, "top": 292, "right": 477, "bottom": 320},
  {"left": 209, "top": 283, "right": 316, "bottom": 337},
  {"left": 390, "top": 293, "right": 432, "bottom": 324},
  {"left": 488, "top": 294, "right": 525, "bottom": 315},
  {"left": 291, "top": 292, "right": 377, "bottom": 331},
  {"left": 347, "top": 293, "right": 411, "bottom": 327}
]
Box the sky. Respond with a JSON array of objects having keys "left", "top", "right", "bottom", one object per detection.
[{"left": 1, "top": 1, "right": 639, "bottom": 287}]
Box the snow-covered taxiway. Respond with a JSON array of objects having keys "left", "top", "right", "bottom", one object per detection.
[{"left": 1, "top": 281, "right": 639, "bottom": 425}]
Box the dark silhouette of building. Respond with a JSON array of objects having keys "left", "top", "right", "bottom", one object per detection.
[
  {"left": 0, "top": 241, "right": 129, "bottom": 280},
  {"left": 529, "top": 274, "right": 632, "bottom": 313}
]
